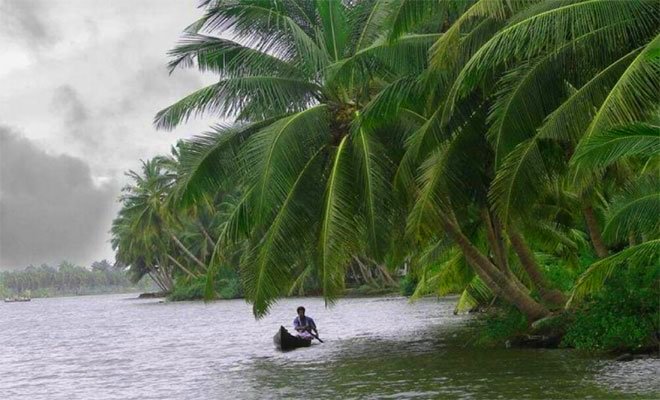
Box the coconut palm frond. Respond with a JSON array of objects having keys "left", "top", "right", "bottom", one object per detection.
[
  {"left": 172, "top": 119, "right": 277, "bottom": 206},
  {"left": 244, "top": 147, "right": 326, "bottom": 317},
  {"left": 351, "top": 127, "right": 392, "bottom": 261},
  {"left": 240, "top": 105, "right": 330, "bottom": 224},
  {"left": 568, "top": 238, "right": 660, "bottom": 306},
  {"left": 319, "top": 136, "right": 359, "bottom": 303},
  {"left": 167, "top": 33, "right": 306, "bottom": 79},
  {"left": 154, "top": 76, "right": 323, "bottom": 130},
  {"left": 603, "top": 175, "right": 660, "bottom": 243},
  {"left": 572, "top": 122, "right": 660, "bottom": 171},
  {"left": 456, "top": 276, "right": 492, "bottom": 313}
]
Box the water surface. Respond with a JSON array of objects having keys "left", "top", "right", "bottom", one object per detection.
[{"left": 1, "top": 294, "right": 657, "bottom": 399}]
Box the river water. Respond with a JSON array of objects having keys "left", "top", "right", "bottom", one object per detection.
[{"left": 1, "top": 294, "right": 658, "bottom": 399}]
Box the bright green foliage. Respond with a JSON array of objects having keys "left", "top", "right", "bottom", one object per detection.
[
  {"left": 399, "top": 274, "right": 417, "bottom": 296},
  {"left": 155, "top": 0, "right": 447, "bottom": 316},
  {"left": 135, "top": 0, "right": 660, "bottom": 324},
  {"left": 562, "top": 271, "right": 659, "bottom": 351},
  {"left": 476, "top": 307, "right": 529, "bottom": 346},
  {"left": 170, "top": 269, "right": 242, "bottom": 301}
]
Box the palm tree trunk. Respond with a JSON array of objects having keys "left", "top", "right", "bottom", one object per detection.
[
  {"left": 169, "top": 233, "right": 209, "bottom": 272},
  {"left": 166, "top": 254, "right": 199, "bottom": 279},
  {"left": 354, "top": 256, "right": 377, "bottom": 286},
  {"left": 148, "top": 271, "right": 167, "bottom": 292},
  {"left": 198, "top": 223, "right": 216, "bottom": 249},
  {"left": 440, "top": 217, "right": 549, "bottom": 321},
  {"left": 482, "top": 209, "right": 509, "bottom": 272},
  {"left": 583, "top": 206, "right": 608, "bottom": 258},
  {"left": 376, "top": 264, "right": 397, "bottom": 286},
  {"left": 507, "top": 228, "right": 567, "bottom": 307},
  {"left": 482, "top": 210, "right": 530, "bottom": 294}
]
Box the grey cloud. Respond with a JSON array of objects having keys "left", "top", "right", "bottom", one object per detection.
[
  {"left": 52, "top": 85, "right": 89, "bottom": 125},
  {"left": 51, "top": 85, "right": 100, "bottom": 148},
  {"left": 0, "top": 126, "right": 118, "bottom": 269},
  {"left": 105, "top": 58, "right": 205, "bottom": 118},
  {"left": 0, "top": 0, "right": 57, "bottom": 46}
]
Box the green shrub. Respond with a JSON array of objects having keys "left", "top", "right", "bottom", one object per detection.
[
  {"left": 399, "top": 274, "right": 417, "bottom": 297},
  {"left": 477, "top": 306, "right": 529, "bottom": 346},
  {"left": 169, "top": 269, "right": 242, "bottom": 301},
  {"left": 562, "top": 268, "right": 658, "bottom": 352}
]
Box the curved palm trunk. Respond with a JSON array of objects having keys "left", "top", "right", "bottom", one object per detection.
[
  {"left": 507, "top": 228, "right": 567, "bottom": 307},
  {"left": 199, "top": 224, "right": 216, "bottom": 248},
  {"left": 166, "top": 254, "right": 199, "bottom": 279},
  {"left": 440, "top": 217, "right": 549, "bottom": 321},
  {"left": 482, "top": 209, "right": 509, "bottom": 272},
  {"left": 583, "top": 206, "right": 608, "bottom": 258},
  {"left": 376, "top": 263, "right": 397, "bottom": 286},
  {"left": 169, "top": 233, "right": 209, "bottom": 272},
  {"left": 148, "top": 271, "right": 169, "bottom": 292},
  {"left": 482, "top": 210, "right": 530, "bottom": 294}
]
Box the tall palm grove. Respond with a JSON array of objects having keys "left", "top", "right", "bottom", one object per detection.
[{"left": 112, "top": 0, "right": 659, "bottom": 350}]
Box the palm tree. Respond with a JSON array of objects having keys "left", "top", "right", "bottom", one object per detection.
[
  {"left": 155, "top": 0, "right": 659, "bottom": 321},
  {"left": 111, "top": 157, "right": 211, "bottom": 292},
  {"left": 400, "top": 0, "right": 659, "bottom": 319},
  {"left": 155, "top": 0, "right": 457, "bottom": 316},
  {"left": 567, "top": 122, "right": 660, "bottom": 303}
]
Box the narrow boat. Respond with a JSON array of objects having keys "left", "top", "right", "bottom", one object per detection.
[
  {"left": 4, "top": 296, "right": 31, "bottom": 302},
  {"left": 273, "top": 325, "right": 312, "bottom": 351}
]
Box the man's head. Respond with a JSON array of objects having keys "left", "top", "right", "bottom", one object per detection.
[{"left": 297, "top": 306, "right": 305, "bottom": 318}]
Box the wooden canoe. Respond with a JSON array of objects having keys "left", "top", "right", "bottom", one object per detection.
[{"left": 273, "top": 325, "right": 312, "bottom": 351}]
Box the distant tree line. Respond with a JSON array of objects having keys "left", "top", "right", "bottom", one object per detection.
[{"left": 0, "top": 260, "right": 154, "bottom": 297}]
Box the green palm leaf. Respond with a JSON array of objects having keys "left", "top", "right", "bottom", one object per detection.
[
  {"left": 172, "top": 120, "right": 276, "bottom": 205},
  {"left": 167, "top": 33, "right": 306, "bottom": 79},
  {"left": 458, "top": 0, "right": 656, "bottom": 92},
  {"left": 245, "top": 146, "right": 326, "bottom": 316},
  {"left": 241, "top": 105, "right": 330, "bottom": 224},
  {"left": 537, "top": 48, "right": 641, "bottom": 142},
  {"left": 456, "top": 276, "right": 492, "bottom": 313},
  {"left": 603, "top": 175, "right": 660, "bottom": 243},
  {"left": 189, "top": 1, "right": 328, "bottom": 73},
  {"left": 568, "top": 238, "right": 660, "bottom": 305},
  {"left": 319, "top": 136, "right": 358, "bottom": 302},
  {"left": 154, "top": 76, "right": 322, "bottom": 130},
  {"left": 487, "top": 20, "right": 644, "bottom": 167},
  {"left": 316, "top": 0, "right": 348, "bottom": 61},
  {"left": 351, "top": 0, "right": 396, "bottom": 48},
  {"left": 443, "top": 0, "right": 658, "bottom": 124},
  {"left": 489, "top": 138, "right": 565, "bottom": 222},
  {"left": 572, "top": 123, "right": 660, "bottom": 170},
  {"left": 580, "top": 33, "right": 660, "bottom": 141},
  {"left": 326, "top": 33, "right": 440, "bottom": 91},
  {"left": 352, "top": 126, "right": 391, "bottom": 261}
]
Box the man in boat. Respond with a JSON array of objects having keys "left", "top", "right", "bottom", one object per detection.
[{"left": 293, "top": 306, "right": 318, "bottom": 340}]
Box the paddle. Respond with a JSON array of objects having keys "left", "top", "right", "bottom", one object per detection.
[
  {"left": 309, "top": 331, "right": 324, "bottom": 343},
  {"left": 301, "top": 327, "right": 324, "bottom": 343}
]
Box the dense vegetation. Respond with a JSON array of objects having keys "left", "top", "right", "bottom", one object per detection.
[
  {"left": 0, "top": 260, "right": 154, "bottom": 298},
  {"left": 111, "top": 0, "right": 659, "bottom": 351}
]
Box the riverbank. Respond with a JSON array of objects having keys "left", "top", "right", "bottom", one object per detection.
[
  {"left": 469, "top": 303, "right": 659, "bottom": 357},
  {"left": 3, "top": 286, "right": 148, "bottom": 299}
]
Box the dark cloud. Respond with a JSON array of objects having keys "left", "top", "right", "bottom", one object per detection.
[
  {"left": 104, "top": 58, "right": 205, "bottom": 118},
  {"left": 50, "top": 85, "right": 100, "bottom": 148},
  {"left": 0, "top": 126, "right": 118, "bottom": 269},
  {"left": 0, "top": 0, "right": 57, "bottom": 46},
  {"left": 52, "top": 85, "right": 89, "bottom": 125}
]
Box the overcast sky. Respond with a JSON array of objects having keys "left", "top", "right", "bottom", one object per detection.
[{"left": 0, "top": 0, "right": 216, "bottom": 269}]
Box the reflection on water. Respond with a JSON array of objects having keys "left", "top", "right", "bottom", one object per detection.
[{"left": 1, "top": 294, "right": 657, "bottom": 399}]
